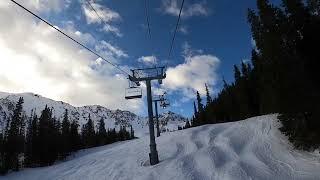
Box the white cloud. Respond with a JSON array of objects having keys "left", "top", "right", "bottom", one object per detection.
[
  {"left": 7, "top": 0, "right": 70, "bottom": 13},
  {"left": 101, "top": 24, "right": 123, "bottom": 37},
  {"left": 178, "top": 26, "right": 188, "bottom": 34},
  {"left": 137, "top": 55, "right": 157, "bottom": 65},
  {"left": 81, "top": 2, "right": 123, "bottom": 38},
  {"left": 82, "top": 1, "right": 121, "bottom": 24},
  {"left": 152, "top": 87, "right": 166, "bottom": 96},
  {"left": 242, "top": 59, "right": 250, "bottom": 63},
  {"left": 62, "top": 21, "right": 96, "bottom": 46},
  {"left": 161, "top": 0, "right": 210, "bottom": 18},
  {"left": 182, "top": 42, "right": 203, "bottom": 58},
  {"left": 95, "top": 41, "right": 128, "bottom": 59},
  {"left": 0, "top": 2, "right": 143, "bottom": 114},
  {"left": 164, "top": 54, "right": 220, "bottom": 97}
]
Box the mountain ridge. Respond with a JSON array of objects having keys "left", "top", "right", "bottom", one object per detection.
[{"left": 0, "top": 91, "right": 188, "bottom": 137}]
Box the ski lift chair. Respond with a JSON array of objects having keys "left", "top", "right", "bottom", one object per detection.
[
  {"left": 125, "top": 80, "right": 142, "bottom": 99},
  {"left": 125, "top": 87, "right": 142, "bottom": 99}
]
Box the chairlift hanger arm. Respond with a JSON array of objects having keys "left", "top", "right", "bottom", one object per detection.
[
  {"left": 134, "top": 66, "right": 165, "bottom": 71},
  {"left": 128, "top": 67, "right": 166, "bottom": 82},
  {"left": 129, "top": 75, "right": 166, "bottom": 82}
]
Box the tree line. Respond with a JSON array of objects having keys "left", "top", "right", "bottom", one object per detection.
[
  {"left": 0, "top": 97, "right": 135, "bottom": 174},
  {"left": 190, "top": 0, "right": 320, "bottom": 151}
]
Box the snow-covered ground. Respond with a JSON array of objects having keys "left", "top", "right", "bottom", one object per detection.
[{"left": 1, "top": 115, "right": 320, "bottom": 180}]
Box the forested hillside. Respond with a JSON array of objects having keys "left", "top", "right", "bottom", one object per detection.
[
  {"left": 0, "top": 92, "right": 187, "bottom": 174},
  {"left": 191, "top": 0, "right": 320, "bottom": 151}
]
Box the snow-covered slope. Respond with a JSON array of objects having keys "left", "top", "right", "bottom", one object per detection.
[
  {"left": 159, "top": 111, "right": 187, "bottom": 132},
  {"left": 0, "top": 92, "right": 187, "bottom": 137},
  {"left": 2, "top": 114, "right": 320, "bottom": 180}
]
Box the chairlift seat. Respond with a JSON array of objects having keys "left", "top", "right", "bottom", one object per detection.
[{"left": 125, "top": 87, "right": 142, "bottom": 99}]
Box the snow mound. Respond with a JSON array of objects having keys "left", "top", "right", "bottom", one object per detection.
[{"left": 2, "top": 115, "right": 320, "bottom": 180}]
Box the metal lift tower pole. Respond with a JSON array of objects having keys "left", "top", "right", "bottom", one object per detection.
[
  {"left": 154, "top": 100, "right": 160, "bottom": 137},
  {"left": 146, "top": 80, "right": 159, "bottom": 165},
  {"left": 153, "top": 93, "right": 168, "bottom": 137},
  {"left": 128, "top": 67, "right": 165, "bottom": 165}
]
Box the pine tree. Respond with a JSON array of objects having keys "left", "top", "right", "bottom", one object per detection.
[
  {"left": 196, "top": 91, "right": 205, "bottom": 125},
  {"left": 25, "top": 109, "right": 34, "bottom": 166},
  {"left": 184, "top": 121, "right": 191, "bottom": 129},
  {"left": 192, "top": 101, "right": 198, "bottom": 126},
  {"left": 118, "top": 126, "right": 124, "bottom": 141},
  {"left": 234, "top": 65, "right": 241, "bottom": 83},
  {"left": 30, "top": 113, "right": 39, "bottom": 166},
  {"left": 308, "top": 0, "right": 320, "bottom": 15},
  {"left": 97, "top": 118, "right": 107, "bottom": 145},
  {"left": 61, "top": 109, "right": 71, "bottom": 157},
  {"left": 4, "top": 97, "right": 25, "bottom": 171},
  {"left": 49, "top": 116, "right": 60, "bottom": 163},
  {"left": 81, "top": 114, "right": 95, "bottom": 148},
  {"left": 69, "top": 119, "right": 81, "bottom": 152},
  {"left": 196, "top": 91, "right": 204, "bottom": 113},
  {"left": 241, "top": 62, "right": 250, "bottom": 80},
  {"left": 38, "top": 105, "right": 54, "bottom": 166},
  {"left": 130, "top": 125, "right": 135, "bottom": 139},
  {"left": 0, "top": 132, "right": 5, "bottom": 174},
  {"left": 204, "top": 84, "right": 216, "bottom": 124},
  {"left": 205, "top": 83, "right": 212, "bottom": 106}
]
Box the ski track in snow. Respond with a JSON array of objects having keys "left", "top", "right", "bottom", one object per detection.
[{"left": 1, "top": 115, "right": 320, "bottom": 180}]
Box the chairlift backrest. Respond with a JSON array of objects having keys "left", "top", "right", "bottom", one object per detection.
[{"left": 125, "top": 87, "right": 142, "bottom": 100}]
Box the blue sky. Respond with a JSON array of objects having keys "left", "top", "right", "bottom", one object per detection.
[
  {"left": 57, "top": 0, "right": 256, "bottom": 78},
  {"left": 0, "top": 0, "right": 264, "bottom": 117}
]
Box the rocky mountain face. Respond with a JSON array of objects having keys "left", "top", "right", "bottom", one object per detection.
[{"left": 0, "top": 92, "right": 188, "bottom": 137}]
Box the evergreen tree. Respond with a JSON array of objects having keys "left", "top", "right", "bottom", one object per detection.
[
  {"left": 308, "top": 0, "right": 320, "bottom": 15},
  {"left": 81, "top": 114, "right": 95, "bottom": 148},
  {"left": 196, "top": 91, "right": 204, "bottom": 113},
  {"left": 196, "top": 91, "right": 205, "bottom": 125},
  {"left": 204, "top": 84, "right": 216, "bottom": 124},
  {"left": 205, "top": 83, "right": 212, "bottom": 106},
  {"left": 109, "top": 128, "right": 117, "bottom": 143},
  {"left": 61, "top": 109, "right": 71, "bottom": 157},
  {"left": 234, "top": 65, "right": 241, "bottom": 83},
  {"left": 0, "top": 132, "right": 5, "bottom": 174},
  {"left": 49, "top": 116, "right": 60, "bottom": 162},
  {"left": 192, "top": 101, "right": 198, "bottom": 126},
  {"left": 184, "top": 121, "right": 191, "bottom": 129},
  {"left": 25, "top": 109, "right": 35, "bottom": 166},
  {"left": 70, "top": 119, "right": 81, "bottom": 152},
  {"left": 38, "top": 105, "right": 54, "bottom": 166},
  {"left": 30, "top": 113, "right": 39, "bottom": 166},
  {"left": 97, "top": 118, "right": 107, "bottom": 145},
  {"left": 130, "top": 125, "right": 135, "bottom": 139},
  {"left": 4, "top": 97, "right": 25, "bottom": 171},
  {"left": 118, "top": 126, "right": 124, "bottom": 141}
]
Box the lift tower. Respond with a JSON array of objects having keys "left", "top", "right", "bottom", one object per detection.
[
  {"left": 129, "top": 67, "right": 166, "bottom": 165},
  {"left": 153, "top": 93, "right": 169, "bottom": 137}
]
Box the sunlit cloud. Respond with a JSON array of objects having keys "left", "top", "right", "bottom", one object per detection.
[{"left": 0, "top": 1, "right": 143, "bottom": 114}]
